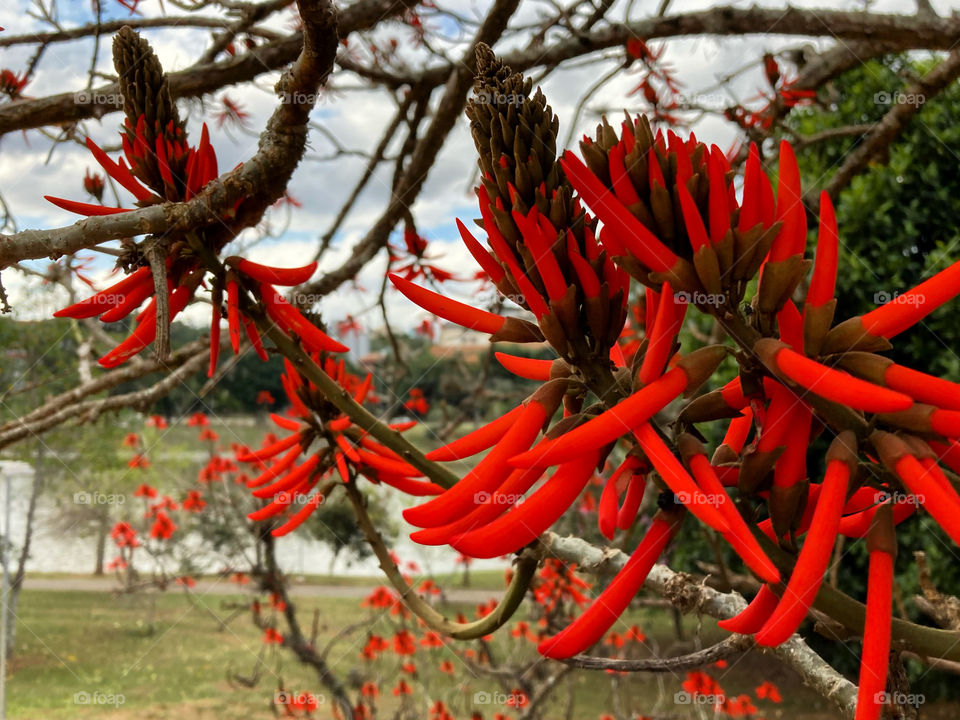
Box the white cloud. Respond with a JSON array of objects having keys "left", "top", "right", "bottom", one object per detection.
[{"left": 0, "top": 0, "right": 924, "bottom": 332}]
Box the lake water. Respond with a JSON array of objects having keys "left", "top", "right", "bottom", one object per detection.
[{"left": 0, "top": 461, "right": 504, "bottom": 579}]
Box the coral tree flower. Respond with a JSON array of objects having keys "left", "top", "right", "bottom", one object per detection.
[
  {"left": 387, "top": 47, "right": 960, "bottom": 717},
  {"left": 235, "top": 355, "right": 442, "bottom": 537},
  {"left": 49, "top": 29, "right": 344, "bottom": 374}
]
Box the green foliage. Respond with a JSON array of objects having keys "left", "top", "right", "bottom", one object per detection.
[
  {"left": 0, "top": 317, "right": 81, "bottom": 429},
  {"left": 783, "top": 55, "right": 960, "bottom": 697},
  {"left": 304, "top": 489, "right": 396, "bottom": 569},
  {"left": 789, "top": 56, "right": 960, "bottom": 379}
]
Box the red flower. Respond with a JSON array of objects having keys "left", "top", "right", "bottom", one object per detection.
[
  {"left": 392, "top": 629, "right": 417, "bottom": 655},
  {"left": 336, "top": 315, "right": 362, "bottom": 337},
  {"left": 128, "top": 454, "right": 151, "bottom": 469},
  {"left": 83, "top": 170, "right": 105, "bottom": 202},
  {"left": 540, "top": 511, "right": 682, "bottom": 659},
  {"left": 187, "top": 413, "right": 209, "bottom": 427},
  {"left": 215, "top": 95, "right": 250, "bottom": 129},
  {"left": 236, "top": 358, "right": 441, "bottom": 537},
  {"left": 420, "top": 631, "right": 444, "bottom": 648},
  {"left": 182, "top": 490, "right": 206, "bottom": 512},
  {"left": 148, "top": 510, "right": 176, "bottom": 540},
  {"left": 110, "top": 522, "right": 139, "bottom": 548},
  {"left": 256, "top": 390, "right": 275, "bottom": 405},
  {"left": 262, "top": 627, "right": 284, "bottom": 645},
  {"left": 48, "top": 111, "right": 344, "bottom": 373},
  {"left": 403, "top": 388, "right": 430, "bottom": 415},
  {"left": 510, "top": 622, "right": 536, "bottom": 642},
  {"left": 755, "top": 681, "right": 781, "bottom": 703},
  {"left": 391, "top": 680, "right": 412, "bottom": 696},
  {"left": 361, "top": 634, "right": 389, "bottom": 661},
  {"left": 389, "top": 226, "right": 460, "bottom": 284},
  {"left": 0, "top": 69, "right": 27, "bottom": 99},
  {"left": 150, "top": 495, "right": 179, "bottom": 512}
]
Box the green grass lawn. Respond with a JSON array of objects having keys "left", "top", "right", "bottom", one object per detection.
[{"left": 3, "top": 586, "right": 888, "bottom": 720}]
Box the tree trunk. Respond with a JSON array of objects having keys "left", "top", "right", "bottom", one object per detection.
[
  {"left": 6, "top": 443, "right": 43, "bottom": 658},
  {"left": 93, "top": 509, "right": 108, "bottom": 576}
]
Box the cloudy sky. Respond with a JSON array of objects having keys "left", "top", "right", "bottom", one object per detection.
[{"left": 0, "top": 0, "right": 942, "bottom": 333}]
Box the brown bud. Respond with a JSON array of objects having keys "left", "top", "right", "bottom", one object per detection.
[
  {"left": 757, "top": 256, "right": 806, "bottom": 315},
  {"left": 549, "top": 285, "right": 581, "bottom": 344},
  {"left": 692, "top": 243, "right": 723, "bottom": 297},
  {"left": 714, "top": 229, "right": 736, "bottom": 278},
  {"left": 820, "top": 316, "right": 892, "bottom": 355},
  {"left": 738, "top": 446, "right": 783, "bottom": 495},
  {"left": 548, "top": 359, "right": 573, "bottom": 380},
  {"left": 901, "top": 434, "right": 935, "bottom": 460},
  {"left": 535, "top": 311, "right": 569, "bottom": 355},
  {"left": 875, "top": 405, "right": 935, "bottom": 434},
  {"left": 802, "top": 299, "right": 837, "bottom": 357},
  {"left": 866, "top": 501, "right": 898, "bottom": 558},
  {"left": 677, "top": 432, "right": 707, "bottom": 466},
  {"left": 531, "top": 377, "right": 571, "bottom": 417},
  {"left": 870, "top": 430, "right": 911, "bottom": 471},
  {"left": 711, "top": 444, "right": 739, "bottom": 465},
  {"left": 731, "top": 224, "right": 764, "bottom": 280},
  {"left": 740, "top": 222, "right": 782, "bottom": 281},
  {"left": 544, "top": 412, "right": 586, "bottom": 440},
  {"left": 649, "top": 183, "right": 675, "bottom": 241},
  {"left": 584, "top": 292, "right": 610, "bottom": 351},
  {"left": 489, "top": 316, "right": 545, "bottom": 343},
  {"left": 579, "top": 141, "right": 610, "bottom": 185},
  {"left": 626, "top": 198, "right": 656, "bottom": 229},
  {"left": 674, "top": 345, "right": 728, "bottom": 397},
  {"left": 770, "top": 481, "right": 809, "bottom": 543},
  {"left": 648, "top": 257, "right": 701, "bottom": 296},
  {"left": 835, "top": 351, "right": 892, "bottom": 385},
  {"left": 752, "top": 337, "right": 787, "bottom": 375},
  {"left": 678, "top": 390, "right": 745, "bottom": 424},
  {"left": 825, "top": 430, "right": 859, "bottom": 477}
]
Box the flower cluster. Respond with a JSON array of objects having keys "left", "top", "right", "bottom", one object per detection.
[
  {"left": 388, "top": 46, "right": 960, "bottom": 719},
  {"left": 234, "top": 355, "right": 442, "bottom": 536},
  {"left": 49, "top": 28, "right": 345, "bottom": 372}
]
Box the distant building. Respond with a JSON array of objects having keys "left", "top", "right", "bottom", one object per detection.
[{"left": 429, "top": 325, "right": 490, "bottom": 361}]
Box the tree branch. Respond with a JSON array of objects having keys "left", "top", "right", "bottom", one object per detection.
[{"left": 540, "top": 532, "right": 859, "bottom": 719}]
